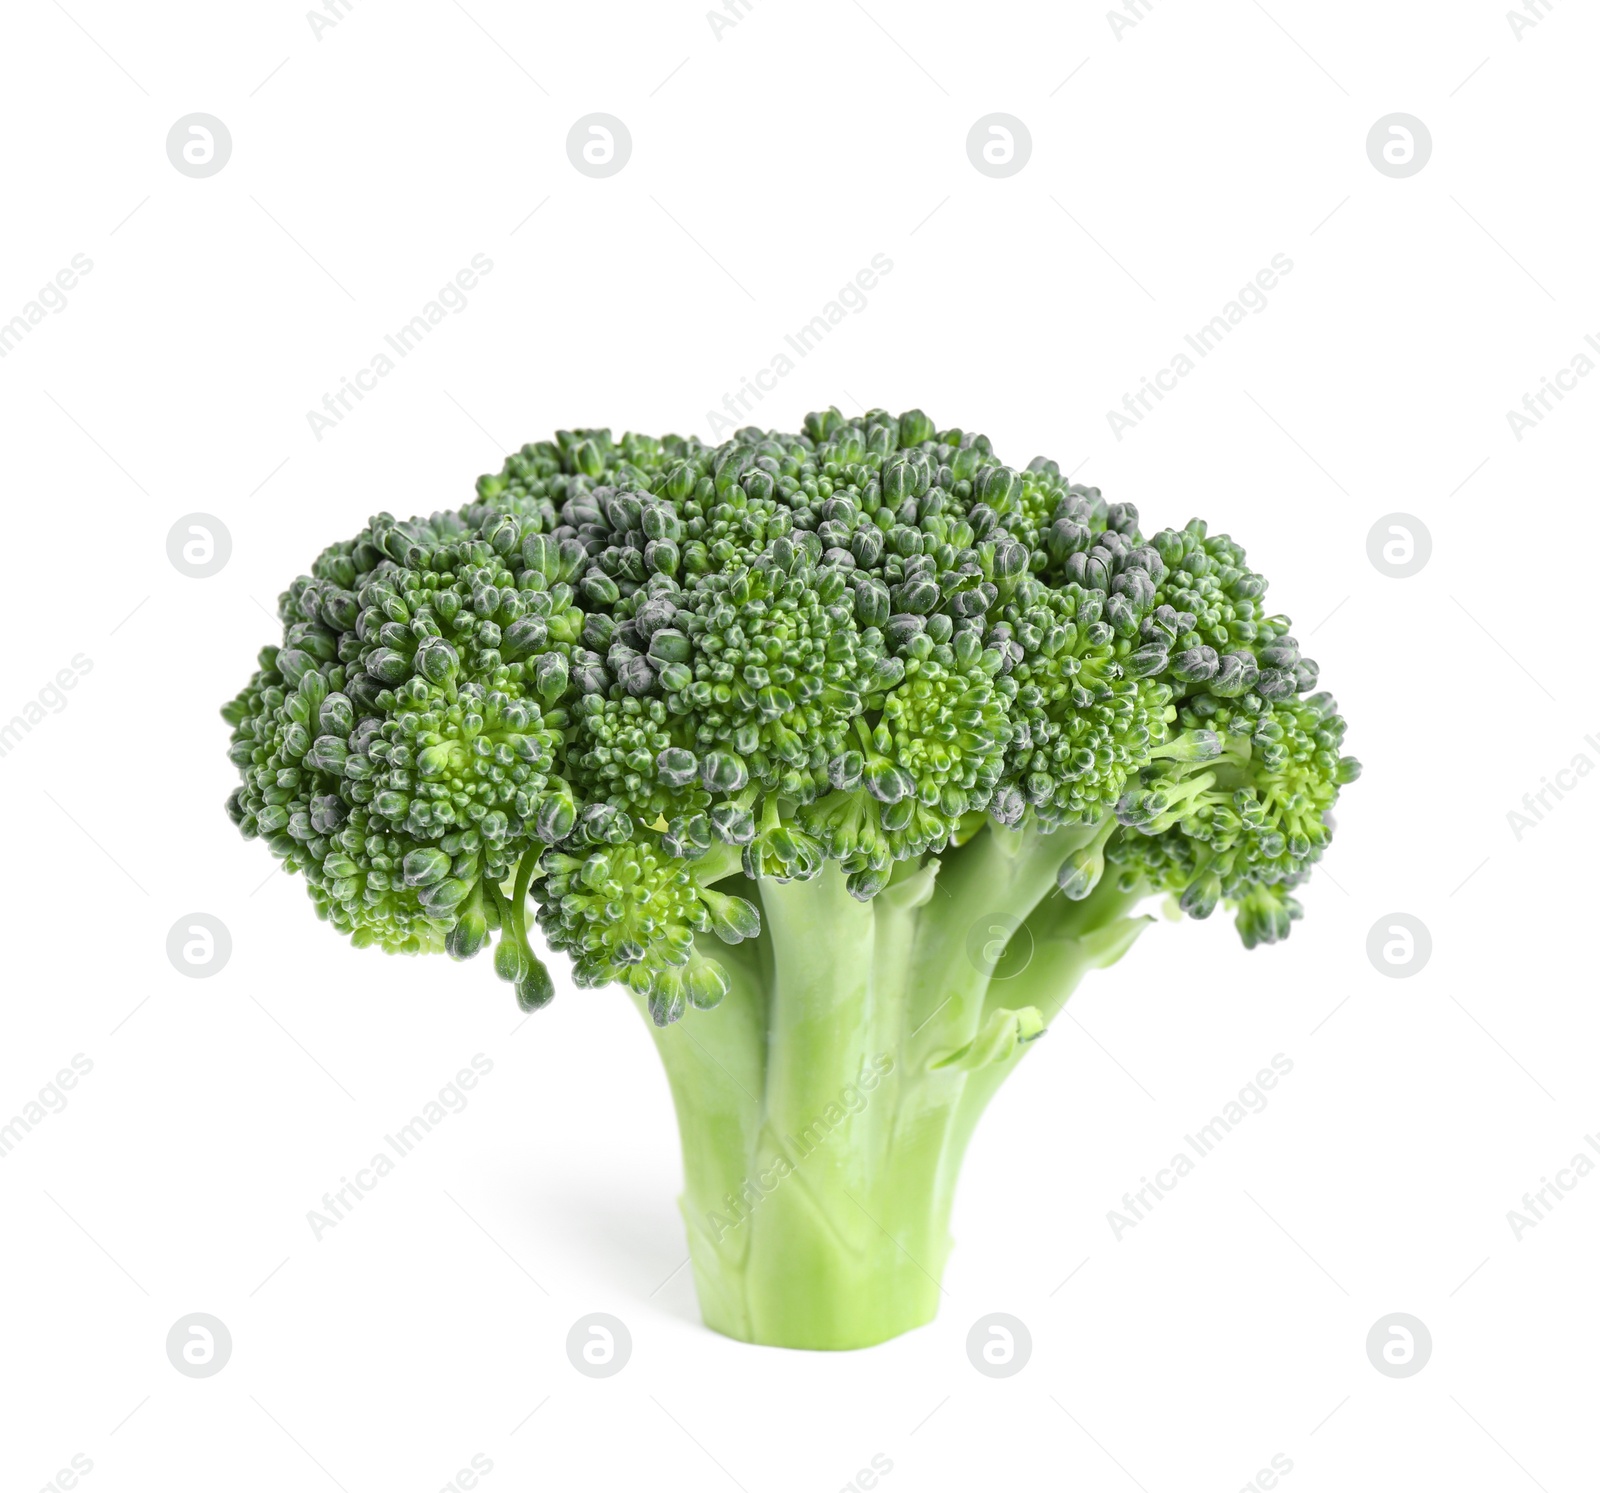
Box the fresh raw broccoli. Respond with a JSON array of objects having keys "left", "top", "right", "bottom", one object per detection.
[{"left": 223, "top": 407, "right": 1359, "bottom": 1350}]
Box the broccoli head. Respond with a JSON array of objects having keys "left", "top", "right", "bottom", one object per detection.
[{"left": 223, "top": 407, "right": 1358, "bottom": 1348}]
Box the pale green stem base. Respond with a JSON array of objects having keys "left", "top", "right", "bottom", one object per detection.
[{"left": 637, "top": 821, "right": 1151, "bottom": 1350}]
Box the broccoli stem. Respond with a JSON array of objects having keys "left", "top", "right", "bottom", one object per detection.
[
  {"left": 635, "top": 949, "right": 768, "bottom": 1336},
  {"left": 638, "top": 822, "right": 1154, "bottom": 1350}
]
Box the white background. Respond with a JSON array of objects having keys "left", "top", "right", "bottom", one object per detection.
[{"left": 2, "top": 1, "right": 1597, "bottom": 1489}]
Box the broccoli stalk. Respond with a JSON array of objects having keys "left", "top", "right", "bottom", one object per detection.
[
  {"left": 223, "top": 407, "right": 1358, "bottom": 1350},
  {"left": 644, "top": 834, "right": 1146, "bottom": 1348}
]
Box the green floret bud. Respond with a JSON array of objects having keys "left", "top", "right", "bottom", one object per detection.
[
  {"left": 683, "top": 950, "right": 731, "bottom": 1010},
  {"left": 1179, "top": 870, "right": 1222, "bottom": 920},
  {"left": 494, "top": 933, "right": 528, "bottom": 983},
  {"left": 1057, "top": 815, "right": 1117, "bottom": 900},
  {"left": 516, "top": 959, "right": 555, "bottom": 1012},
  {"left": 407, "top": 837, "right": 455, "bottom": 888},
  {"left": 1234, "top": 885, "right": 1303, "bottom": 948},
  {"left": 447, "top": 907, "right": 489, "bottom": 959},
  {"left": 700, "top": 888, "right": 761, "bottom": 943}
]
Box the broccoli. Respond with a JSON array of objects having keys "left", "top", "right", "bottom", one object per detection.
[{"left": 223, "top": 407, "right": 1358, "bottom": 1350}]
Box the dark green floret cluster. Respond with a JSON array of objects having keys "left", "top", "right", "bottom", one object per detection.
[{"left": 223, "top": 407, "right": 1358, "bottom": 1020}]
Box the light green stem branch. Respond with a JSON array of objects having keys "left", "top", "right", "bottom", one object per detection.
[{"left": 637, "top": 823, "right": 1155, "bottom": 1349}]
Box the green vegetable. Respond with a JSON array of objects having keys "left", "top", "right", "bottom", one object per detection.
[{"left": 223, "top": 407, "right": 1358, "bottom": 1349}]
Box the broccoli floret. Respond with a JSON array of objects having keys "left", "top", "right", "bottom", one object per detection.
[{"left": 223, "top": 407, "right": 1358, "bottom": 1349}]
